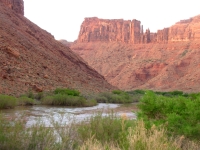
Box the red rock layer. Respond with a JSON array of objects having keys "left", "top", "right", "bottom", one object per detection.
[
  {"left": 77, "top": 15, "right": 200, "bottom": 44},
  {"left": 71, "top": 41, "right": 200, "bottom": 93},
  {"left": 0, "top": 3, "right": 114, "bottom": 96},
  {"left": 78, "top": 17, "right": 142, "bottom": 44},
  {"left": 0, "top": 0, "right": 24, "bottom": 15}
]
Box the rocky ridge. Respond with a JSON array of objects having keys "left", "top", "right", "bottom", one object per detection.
[
  {"left": 0, "top": 2, "right": 114, "bottom": 95},
  {"left": 77, "top": 16, "right": 200, "bottom": 44},
  {"left": 0, "top": 0, "right": 24, "bottom": 15},
  {"left": 70, "top": 15, "right": 200, "bottom": 92}
]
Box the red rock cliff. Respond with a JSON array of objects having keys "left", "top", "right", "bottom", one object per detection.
[
  {"left": 78, "top": 17, "right": 142, "bottom": 44},
  {"left": 0, "top": 0, "right": 24, "bottom": 15},
  {"left": 77, "top": 15, "right": 200, "bottom": 44}
]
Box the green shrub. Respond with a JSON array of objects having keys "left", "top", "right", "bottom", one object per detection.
[
  {"left": 54, "top": 88, "right": 80, "bottom": 96},
  {"left": 127, "top": 89, "right": 146, "bottom": 95},
  {"left": 125, "top": 90, "right": 145, "bottom": 102},
  {"left": 188, "top": 93, "right": 200, "bottom": 100},
  {"left": 0, "top": 94, "right": 17, "bottom": 109},
  {"left": 138, "top": 91, "right": 200, "bottom": 140},
  {"left": 96, "top": 91, "right": 132, "bottom": 104},
  {"left": 41, "top": 94, "right": 97, "bottom": 107},
  {"left": 95, "top": 95, "right": 108, "bottom": 103},
  {"left": 112, "top": 90, "right": 123, "bottom": 94},
  {"left": 84, "top": 99, "right": 97, "bottom": 107},
  {"left": 34, "top": 92, "right": 44, "bottom": 100},
  {"left": 78, "top": 113, "right": 136, "bottom": 149},
  {"left": 17, "top": 96, "right": 35, "bottom": 106},
  {"left": 155, "top": 90, "right": 187, "bottom": 97},
  {"left": 27, "top": 90, "right": 35, "bottom": 99},
  {"left": 41, "top": 95, "right": 54, "bottom": 105},
  {"left": 169, "top": 90, "right": 183, "bottom": 96}
]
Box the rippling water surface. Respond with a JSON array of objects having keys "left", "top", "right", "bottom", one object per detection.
[{"left": 1, "top": 103, "right": 136, "bottom": 127}]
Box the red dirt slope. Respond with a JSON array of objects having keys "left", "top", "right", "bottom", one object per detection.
[
  {"left": 0, "top": 3, "right": 114, "bottom": 96},
  {"left": 71, "top": 42, "right": 200, "bottom": 92}
]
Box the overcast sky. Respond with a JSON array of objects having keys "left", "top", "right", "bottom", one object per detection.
[{"left": 24, "top": 0, "right": 200, "bottom": 42}]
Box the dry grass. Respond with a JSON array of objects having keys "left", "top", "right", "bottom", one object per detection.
[
  {"left": 0, "top": 112, "right": 199, "bottom": 150},
  {"left": 80, "top": 136, "right": 120, "bottom": 150},
  {"left": 80, "top": 118, "right": 200, "bottom": 150},
  {"left": 128, "top": 120, "right": 178, "bottom": 150}
]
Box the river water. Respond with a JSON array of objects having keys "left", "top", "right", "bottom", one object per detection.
[{"left": 1, "top": 103, "right": 137, "bottom": 127}]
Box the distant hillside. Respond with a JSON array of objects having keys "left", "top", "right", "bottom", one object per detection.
[{"left": 58, "top": 39, "right": 73, "bottom": 47}]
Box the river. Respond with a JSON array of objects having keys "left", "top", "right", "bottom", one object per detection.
[{"left": 1, "top": 103, "right": 137, "bottom": 127}]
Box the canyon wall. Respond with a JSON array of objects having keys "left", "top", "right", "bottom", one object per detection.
[
  {"left": 78, "top": 17, "right": 142, "bottom": 44},
  {"left": 77, "top": 15, "right": 200, "bottom": 44},
  {"left": 71, "top": 14, "right": 200, "bottom": 92},
  {"left": 0, "top": 0, "right": 24, "bottom": 15}
]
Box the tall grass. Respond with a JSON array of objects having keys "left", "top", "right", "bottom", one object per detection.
[
  {"left": 42, "top": 94, "right": 86, "bottom": 106},
  {"left": 79, "top": 117, "right": 200, "bottom": 150},
  {"left": 42, "top": 94, "right": 96, "bottom": 107},
  {"left": 96, "top": 90, "right": 133, "bottom": 103},
  {"left": 0, "top": 94, "right": 17, "bottom": 109},
  {"left": 42, "top": 88, "right": 97, "bottom": 107},
  {"left": 17, "top": 96, "right": 37, "bottom": 106},
  {"left": 0, "top": 112, "right": 199, "bottom": 150},
  {"left": 78, "top": 113, "right": 135, "bottom": 149},
  {"left": 54, "top": 88, "right": 80, "bottom": 96},
  {"left": 0, "top": 114, "right": 80, "bottom": 150}
]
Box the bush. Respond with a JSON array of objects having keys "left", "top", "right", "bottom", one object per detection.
[
  {"left": 34, "top": 92, "right": 44, "bottom": 100},
  {"left": 54, "top": 88, "right": 80, "bottom": 96},
  {"left": 17, "top": 96, "right": 36, "bottom": 106},
  {"left": 0, "top": 94, "right": 17, "bottom": 109},
  {"left": 42, "top": 94, "right": 97, "bottom": 107},
  {"left": 127, "top": 89, "right": 146, "bottom": 95},
  {"left": 188, "top": 93, "right": 200, "bottom": 100},
  {"left": 78, "top": 113, "right": 136, "bottom": 149},
  {"left": 96, "top": 91, "right": 132, "bottom": 104},
  {"left": 41, "top": 95, "right": 54, "bottom": 105},
  {"left": 155, "top": 90, "right": 187, "bottom": 97},
  {"left": 138, "top": 91, "right": 200, "bottom": 140},
  {"left": 42, "top": 94, "right": 86, "bottom": 106},
  {"left": 27, "top": 90, "right": 35, "bottom": 99},
  {"left": 112, "top": 90, "right": 123, "bottom": 95},
  {"left": 84, "top": 99, "right": 97, "bottom": 107}
]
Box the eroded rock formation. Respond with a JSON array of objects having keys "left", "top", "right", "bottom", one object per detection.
[
  {"left": 0, "top": 0, "right": 24, "bottom": 15},
  {"left": 78, "top": 17, "right": 142, "bottom": 44},
  {"left": 70, "top": 15, "right": 200, "bottom": 92},
  {"left": 77, "top": 15, "right": 200, "bottom": 44}
]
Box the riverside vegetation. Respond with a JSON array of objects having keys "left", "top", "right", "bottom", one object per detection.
[
  {"left": 0, "top": 89, "right": 200, "bottom": 149},
  {"left": 0, "top": 89, "right": 141, "bottom": 109}
]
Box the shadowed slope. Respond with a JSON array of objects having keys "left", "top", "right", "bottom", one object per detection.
[{"left": 0, "top": 3, "right": 114, "bottom": 95}]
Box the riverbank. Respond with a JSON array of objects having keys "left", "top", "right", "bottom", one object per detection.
[{"left": 1, "top": 89, "right": 200, "bottom": 149}]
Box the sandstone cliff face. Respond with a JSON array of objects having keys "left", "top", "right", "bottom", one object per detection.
[
  {"left": 0, "top": 0, "right": 24, "bottom": 15},
  {"left": 168, "top": 16, "right": 200, "bottom": 41},
  {"left": 77, "top": 15, "right": 200, "bottom": 44},
  {"left": 78, "top": 17, "right": 142, "bottom": 44},
  {"left": 71, "top": 15, "right": 200, "bottom": 92},
  {"left": 71, "top": 41, "right": 200, "bottom": 92},
  {"left": 0, "top": 3, "right": 114, "bottom": 95}
]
